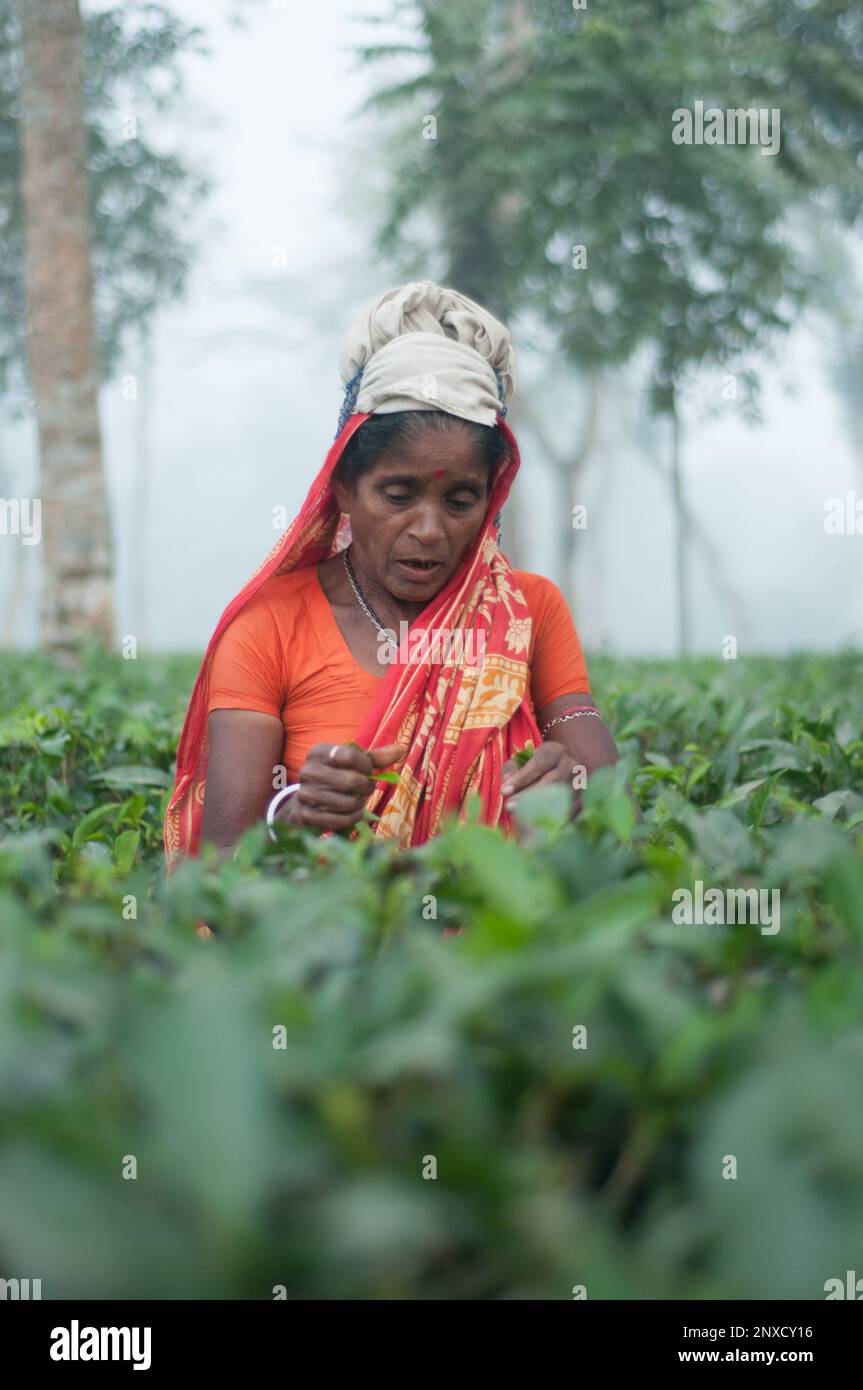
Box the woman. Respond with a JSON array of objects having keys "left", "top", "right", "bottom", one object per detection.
[{"left": 164, "top": 281, "right": 618, "bottom": 873}]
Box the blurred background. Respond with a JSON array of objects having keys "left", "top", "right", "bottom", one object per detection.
[
  {"left": 2, "top": 0, "right": 862, "bottom": 659},
  {"left": 2, "top": 3, "right": 863, "bottom": 1308}
]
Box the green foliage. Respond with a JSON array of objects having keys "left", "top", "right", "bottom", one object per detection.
[
  {"left": 0, "top": 646, "right": 862, "bottom": 1298},
  {"left": 361, "top": 0, "right": 863, "bottom": 413},
  {"left": 0, "top": 0, "right": 210, "bottom": 411}
]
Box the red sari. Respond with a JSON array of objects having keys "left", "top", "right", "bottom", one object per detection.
[{"left": 164, "top": 412, "right": 541, "bottom": 873}]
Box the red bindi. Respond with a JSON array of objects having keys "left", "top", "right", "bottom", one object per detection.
[{"left": 433, "top": 468, "right": 445, "bottom": 478}]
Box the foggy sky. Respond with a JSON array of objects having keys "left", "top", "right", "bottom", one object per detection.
[{"left": 3, "top": 0, "right": 861, "bottom": 657}]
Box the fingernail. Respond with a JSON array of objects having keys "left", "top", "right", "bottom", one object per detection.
[
  {"left": 506, "top": 796, "right": 518, "bottom": 811},
  {"left": 501, "top": 781, "right": 514, "bottom": 797}
]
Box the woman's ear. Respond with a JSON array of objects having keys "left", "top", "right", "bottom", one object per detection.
[{"left": 332, "top": 475, "right": 351, "bottom": 515}]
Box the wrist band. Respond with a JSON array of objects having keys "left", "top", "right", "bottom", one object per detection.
[
  {"left": 266, "top": 783, "right": 301, "bottom": 842},
  {"left": 540, "top": 706, "right": 601, "bottom": 737}
]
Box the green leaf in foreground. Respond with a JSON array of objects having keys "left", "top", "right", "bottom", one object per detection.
[
  {"left": 113, "top": 829, "right": 140, "bottom": 874},
  {"left": 72, "top": 803, "right": 120, "bottom": 849},
  {"left": 90, "top": 765, "right": 171, "bottom": 789}
]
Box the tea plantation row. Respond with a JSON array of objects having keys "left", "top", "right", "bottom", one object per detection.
[{"left": 0, "top": 645, "right": 861, "bottom": 1298}]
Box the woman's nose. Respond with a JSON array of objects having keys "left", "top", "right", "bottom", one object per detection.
[{"left": 406, "top": 504, "right": 446, "bottom": 543}]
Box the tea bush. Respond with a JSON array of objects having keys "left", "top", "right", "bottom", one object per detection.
[{"left": 0, "top": 644, "right": 861, "bottom": 1298}]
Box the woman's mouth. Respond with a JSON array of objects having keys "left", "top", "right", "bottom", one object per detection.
[{"left": 394, "top": 558, "right": 444, "bottom": 580}]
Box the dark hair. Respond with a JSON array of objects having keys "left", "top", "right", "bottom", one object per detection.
[{"left": 333, "top": 410, "right": 510, "bottom": 490}]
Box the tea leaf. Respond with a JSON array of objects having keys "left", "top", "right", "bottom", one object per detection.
[{"left": 512, "top": 741, "right": 535, "bottom": 768}]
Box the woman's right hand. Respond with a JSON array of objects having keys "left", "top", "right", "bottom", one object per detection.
[{"left": 279, "top": 741, "right": 406, "bottom": 831}]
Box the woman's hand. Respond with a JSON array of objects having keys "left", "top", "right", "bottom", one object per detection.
[
  {"left": 500, "top": 740, "right": 580, "bottom": 815},
  {"left": 279, "top": 741, "right": 406, "bottom": 832}
]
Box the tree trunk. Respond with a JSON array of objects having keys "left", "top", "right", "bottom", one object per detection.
[
  {"left": 500, "top": 398, "right": 533, "bottom": 572},
  {"left": 16, "top": 0, "right": 114, "bottom": 655},
  {"left": 515, "top": 374, "right": 600, "bottom": 608},
  {"left": 640, "top": 406, "right": 749, "bottom": 649},
  {"left": 497, "top": 474, "right": 531, "bottom": 572},
  {"left": 669, "top": 396, "right": 691, "bottom": 656},
  {"left": 576, "top": 377, "right": 614, "bottom": 650},
  {"left": 564, "top": 372, "right": 599, "bottom": 610}
]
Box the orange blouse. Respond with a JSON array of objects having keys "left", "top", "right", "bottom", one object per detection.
[{"left": 207, "top": 565, "right": 591, "bottom": 782}]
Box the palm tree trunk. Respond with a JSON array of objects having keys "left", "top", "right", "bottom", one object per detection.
[{"left": 16, "top": 0, "right": 115, "bottom": 655}]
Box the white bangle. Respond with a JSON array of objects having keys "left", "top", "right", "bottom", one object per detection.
[{"left": 266, "top": 783, "right": 301, "bottom": 841}]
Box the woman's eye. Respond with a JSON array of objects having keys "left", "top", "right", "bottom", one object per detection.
[{"left": 382, "top": 491, "right": 476, "bottom": 509}]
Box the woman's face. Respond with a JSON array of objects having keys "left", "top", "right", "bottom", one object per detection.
[{"left": 334, "top": 425, "right": 493, "bottom": 602}]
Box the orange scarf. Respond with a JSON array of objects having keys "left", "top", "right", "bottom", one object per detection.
[{"left": 163, "top": 411, "right": 541, "bottom": 872}]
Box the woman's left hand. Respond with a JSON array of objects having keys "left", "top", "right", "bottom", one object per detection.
[{"left": 500, "top": 740, "right": 580, "bottom": 813}]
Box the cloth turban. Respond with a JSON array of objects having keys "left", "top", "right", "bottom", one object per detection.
[{"left": 338, "top": 280, "right": 517, "bottom": 427}]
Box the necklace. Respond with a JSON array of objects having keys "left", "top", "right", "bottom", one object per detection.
[{"left": 342, "top": 547, "right": 397, "bottom": 653}]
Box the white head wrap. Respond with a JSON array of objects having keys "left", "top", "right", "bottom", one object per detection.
[{"left": 338, "top": 280, "right": 517, "bottom": 427}]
